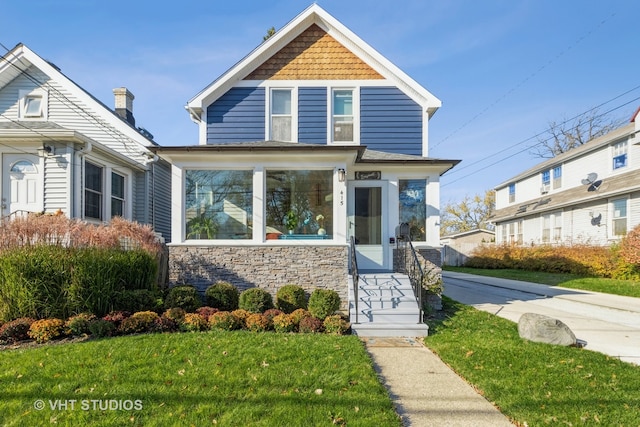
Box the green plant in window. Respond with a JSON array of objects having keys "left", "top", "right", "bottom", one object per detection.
[
  {"left": 284, "top": 210, "right": 298, "bottom": 232},
  {"left": 187, "top": 215, "right": 218, "bottom": 239}
]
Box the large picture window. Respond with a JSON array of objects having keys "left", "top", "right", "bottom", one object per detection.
[
  {"left": 399, "top": 179, "right": 426, "bottom": 241},
  {"left": 266, "top": 170, "right": 333, "bottom": 239},
  {"left": 185, "top": 170, "right": 253, "bottom": 240}
]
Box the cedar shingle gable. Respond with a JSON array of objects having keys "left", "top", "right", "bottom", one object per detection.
[{"left": 244, "top": 24, "right": 383, "bottom": 80}]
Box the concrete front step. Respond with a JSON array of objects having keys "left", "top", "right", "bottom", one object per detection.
[
  {"left": 348, "top": 273, "right": 427, "bottom": 337},
  {"left": 351, "top": 322, "right": 429, "bottom": 337}
]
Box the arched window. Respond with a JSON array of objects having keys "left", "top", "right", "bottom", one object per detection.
[{"left": 10, "top": 160, "right": 37, "bottom": 174}]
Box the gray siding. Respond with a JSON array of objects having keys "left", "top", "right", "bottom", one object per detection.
[
  {"left": 206, "top": 87, "right": 265, "bottom": 143},
  {"left": 298, "top": 87, "right": 327, "bottom": 144},
  {"left": 132, "top": 170, "right": 146, "bottom": 224},
  {"left": 360, "top": 86, "right": 422, "bottom": 155}
]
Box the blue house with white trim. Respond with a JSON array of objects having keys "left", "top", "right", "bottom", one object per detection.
[{"left": 152, "top": 4, "right": 459, "bottom": 313}]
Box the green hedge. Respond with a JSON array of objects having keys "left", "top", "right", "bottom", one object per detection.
[{"left": 0, "top": 246, "right": 158, "bottom": 322}]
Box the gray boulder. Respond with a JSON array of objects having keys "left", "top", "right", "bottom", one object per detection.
[{"left": 518, "top": 313, "right": 577, "bottom": 346}]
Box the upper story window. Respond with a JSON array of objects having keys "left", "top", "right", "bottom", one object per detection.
[
  {"left": 552, "top": 166, "right": 562, "bottom": 189},
  {"left": 508, "top": 183, "right": 516, "bottom": 203},
  {"left": 332, "top": 89, "right": 354, "bottom": 143},
  {"left": 541, "top": 170, "right": 550, "bottom": 186},
  {"left": 19, "top": 89, "right": 48, "bottom": 120},
  {"left": 612, "top": 141, "right": 628, "bottom": 170},
  {"left": 270, "top": 89, "right": 293, "bottom": 142}
]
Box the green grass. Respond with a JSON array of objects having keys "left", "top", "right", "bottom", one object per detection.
[
  {"left": 425, "top": 297, "right": 640, "bottom": 426},
  {"left": 0, "top": 332, "right": 401, "bottom": 426},
  {"left": 444, "top": 266, "right": 640, "bottom": 298}
]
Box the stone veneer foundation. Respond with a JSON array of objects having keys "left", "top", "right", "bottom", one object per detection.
[{"left": 168, "top": 245, "right": 349, "bottom": 309}]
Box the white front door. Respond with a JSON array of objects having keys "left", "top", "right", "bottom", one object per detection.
[
  {"left": 348, "top": 181, "right": 389, "bottom": 271},
  {"left": 2, "top": 154, "right": 43, "bottom": 217}
]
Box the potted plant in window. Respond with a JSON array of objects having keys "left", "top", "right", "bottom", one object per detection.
[
  {"left": 316, "top": 214, "right": 326, "bottom": 235},
  {"left": 284, "top": 210, "right": 298, "bottom": 235},
  {"left": 187, "top": 215, "right": 218, "bottom": 239}
]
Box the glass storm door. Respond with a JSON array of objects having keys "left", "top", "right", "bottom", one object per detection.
[{"left": 349, "top": 183, "right": 388, "bottom": 271}]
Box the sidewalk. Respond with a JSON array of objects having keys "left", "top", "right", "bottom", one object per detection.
[{"left": 362, "top": 337, "right": 514, "bottom": 426}]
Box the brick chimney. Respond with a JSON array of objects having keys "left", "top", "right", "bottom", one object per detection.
[{"left": 113, "top": 87, "right": 135, "bottom": 126}]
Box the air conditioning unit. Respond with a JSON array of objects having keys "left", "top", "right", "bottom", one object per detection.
[{"left": 540, "top": 185, "right": 550, "bottom": 194}]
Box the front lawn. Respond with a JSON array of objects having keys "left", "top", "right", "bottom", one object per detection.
[
  {"left": 444, "top": 266, "right": 640, "bottom": 298},
  {"left": 0, "top": 332, "right": 400, "bottom": 426},
  {"left": 425, "top": 297, "right": 640, "bottom": 426}
]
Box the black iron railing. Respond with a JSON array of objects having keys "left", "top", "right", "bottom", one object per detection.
[
  {"left": 349, "top": 235, "right": 359, "bottom": 324},
  {"left": 397, "top": 227, "right": 424, "bottom": 324}
]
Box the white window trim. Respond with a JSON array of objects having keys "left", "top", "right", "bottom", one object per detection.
[
  {"left": 83, "top": 158, "right": 132, "bottom": 222},
  {"left": 611, "top": 140, "right": 628, "bottom": 171},
  {"left": 18, "top": 88, "right": 48, "bottom": 121},
  {"left": 328, "top": 86, "right": 360, "bottom": 145},
  {"left": 265, "top": 87, "right": 298, "bottom": 142},
  {"left": 540, "top": 211, "right": 562, "bottom": 243},
  {"left": 609, "top": 196, "right": 629, "bottom": 239}
]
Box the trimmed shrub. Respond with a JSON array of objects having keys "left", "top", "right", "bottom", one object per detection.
[
  {"left": 114, "top": 289, "right": 163, "bottom": 314},
  {"left": 153, "top": 316, "right": 178, "bottom": 333},
  {"left": 0, "top": 317, "right": 35, "bottom": 343},
  {"left": 118, "top": 311, "right": 160, "bottom": 334},
  {"left": 272, "top": 313, "right": 296, "bottom": 333},
  {"left": 323, "top": 315, "right": 350, "bottom": 335},
  {"left": 164, "top": 285, "right": 201, "bottom": 312},
  {"left": 162, "top": 308, "right": 187, "bottom": 323},
  {"left": 289, "top": 309, "right": 311, "bottom": 328},
  {"left": 263, "top": 308, "right": 284, "bottom": 322},
  {"left": 299, "top": 316, "right": 324, "bottom": 333},
  {"left": 276, "top": 285, "right": 307, "bottom": 313},
  {"left": 620, "top": 225, "right": 640, "bottom": 267},
  {"left": 65, "top": 313, "right": 96, "bottom": 336},
  {"left": 239, "top": 288, "right": 274, "bottom": 313},
  {"left": 102, "top": 311, "right": 130, "bottom": 330},
  {"left": 195, "top": 306, "right": 219, "bottom": 322},
  {"left": 208, "top": 311, "right": 242, "bottom": 331},
  {"left": 88, "top": 319, "right": 115, "bottom": 338},
  {"left": 245, "top": 313, "right": 270, "bottom": 332},
  {"left": 231, "top": 309, "right": 251, "bottom": 329},
  {"left": 181, "top": 313, "right": 208, "bottom": 332},
  {"left": 205, "top": 282, "right": 239, "bottom": 311},
  {"left": 28, "top": 318, "right": 66, "bottom": 343},
  {"left": 308, "top": 289, "right": 341, "bottom": 319}
]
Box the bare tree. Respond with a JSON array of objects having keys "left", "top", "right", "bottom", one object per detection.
[
  {"left": 531, "top": 109, "right": 625, "bottom": 158},
  {"left": 440, "top": 190, "right": 495, "bottom": 236}
]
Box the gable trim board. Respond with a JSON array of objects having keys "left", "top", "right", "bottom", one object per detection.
[{"left": 187, "top": 4, "right": 441, "bottom": 124}]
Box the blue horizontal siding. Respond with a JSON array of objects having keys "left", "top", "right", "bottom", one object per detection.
[
  {"left": 360, "top": 87, "right": 422, "bottom": 155},
  {"left": 207, "top": 87, "right": 265, "bottom": 143},
  {"left": 298, "top": 87, "right": 327, "bottom": 144}
]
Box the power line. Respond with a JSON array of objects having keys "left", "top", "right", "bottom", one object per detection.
[
  {"left": 431, "top": 11, "right": 618, "bottom": 152},
  {"left": 442, "top": 95, "right": 640, "bottom": 188}
]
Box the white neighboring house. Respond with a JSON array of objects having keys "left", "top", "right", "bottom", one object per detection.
[
  {"left": 492, "top": 108, "right": 640, "bottom": 246},
  {"left": 0, "top": 44, "right": 171, "bottom": 241}
]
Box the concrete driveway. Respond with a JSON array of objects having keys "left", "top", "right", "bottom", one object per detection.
[{"left": 442, "top": 271, "right": 640, "bottom": 365}]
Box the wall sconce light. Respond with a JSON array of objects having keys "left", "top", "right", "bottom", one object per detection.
[
  {"left": 337, "top": 168, "right": 346, "bottom": 182},
  {"left": 38, "top": 144, "right": 54, "bottom": 157}
]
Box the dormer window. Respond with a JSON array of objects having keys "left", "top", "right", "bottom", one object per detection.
[
  {"left": 19, "top": 89, "right": 48, "bottom": 120},
  {"left": 332, "top": 89, "right": 356, "bottom": 143},
  {"left": 270, "top": 89, "right": 293, "bottom": 142},
  {"left": 612, "top": 140, "right": 627, "bottom": 170}
]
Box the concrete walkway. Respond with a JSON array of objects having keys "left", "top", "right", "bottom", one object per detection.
[{"left": 363, "top": 337, "right": 514, "bottom": 426}]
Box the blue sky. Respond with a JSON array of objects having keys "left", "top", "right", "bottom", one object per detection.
[{"left": 2, "top": 0, "right": 638, "bottom": 204}]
